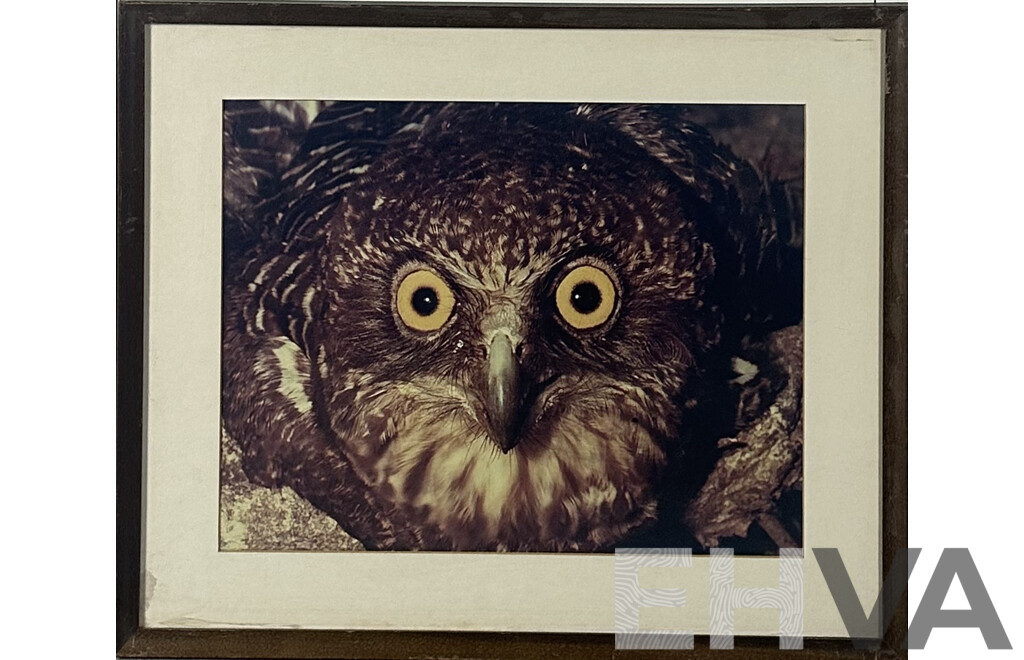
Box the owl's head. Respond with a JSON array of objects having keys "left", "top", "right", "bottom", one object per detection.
[{"left": 311, "top": 105, "right": 731, "bottom": 551}]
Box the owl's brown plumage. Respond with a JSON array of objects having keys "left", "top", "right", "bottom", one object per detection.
[{"left": 222, "top": 102, "right": 799, "bottom": 551}]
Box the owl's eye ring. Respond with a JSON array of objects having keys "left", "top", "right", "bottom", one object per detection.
[
  {"left": 554, "top": 263, "right": 618, "bottom": 330},
  {"left": 395, "top": 268, "right": 456, "bottom": 332}
]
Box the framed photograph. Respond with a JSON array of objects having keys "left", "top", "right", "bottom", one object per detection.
[{"left": 117, "top": 2, "right": 907, "bottom": 658}]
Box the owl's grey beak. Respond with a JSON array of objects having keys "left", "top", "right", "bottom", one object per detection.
[{"left": 485, "top": 332, "right": 521, "bottom": 453}]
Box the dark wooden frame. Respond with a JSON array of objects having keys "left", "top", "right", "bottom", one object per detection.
[{"left": 117, "top": 3, "right": 908, "bottom": 658}]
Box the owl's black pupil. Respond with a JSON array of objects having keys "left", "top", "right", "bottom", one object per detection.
[
  {"left": 570, "top": 281, "right": 602, "bottom": 314},
  {"left": 411, "top": 287, "right": 439, "bottom": 316}
]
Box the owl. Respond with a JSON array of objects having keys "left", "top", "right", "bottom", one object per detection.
[{"left": 222, "top": 102, "right": 800, "bottom": 552}]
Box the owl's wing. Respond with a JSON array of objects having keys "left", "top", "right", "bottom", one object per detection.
[
  {"left": 221, "top": 305, "right": 423, "bottom": 549},
  {"left": 222, "top": 101, "right": 321, "bottom": 253},
  {"left": 223, "top": 101, "right": 422, "bottom": 258},
  {"left": 580, "top": 104, "right": 803, "bottom": 333},
  {"left": 222, "top": 102, "right": 433, "bottom": 549},
  {"left": 263, "top": 102, "right": 440, "bottom": 246}
]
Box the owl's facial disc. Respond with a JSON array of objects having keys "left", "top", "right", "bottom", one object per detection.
[{"left": 388, "top": 256, "right": 627, "bottom": 454}]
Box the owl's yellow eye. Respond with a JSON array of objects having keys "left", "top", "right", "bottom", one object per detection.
[
  {"left": 555, "top": 264, "right": 617, "bottom": 330},
  {"left": 395, "top": 269, "right": 455, "bottom": 332}
]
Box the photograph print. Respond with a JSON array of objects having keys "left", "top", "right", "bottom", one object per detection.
[{"left": 219, "top": 101, "right": 804, "bottom": 554}]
